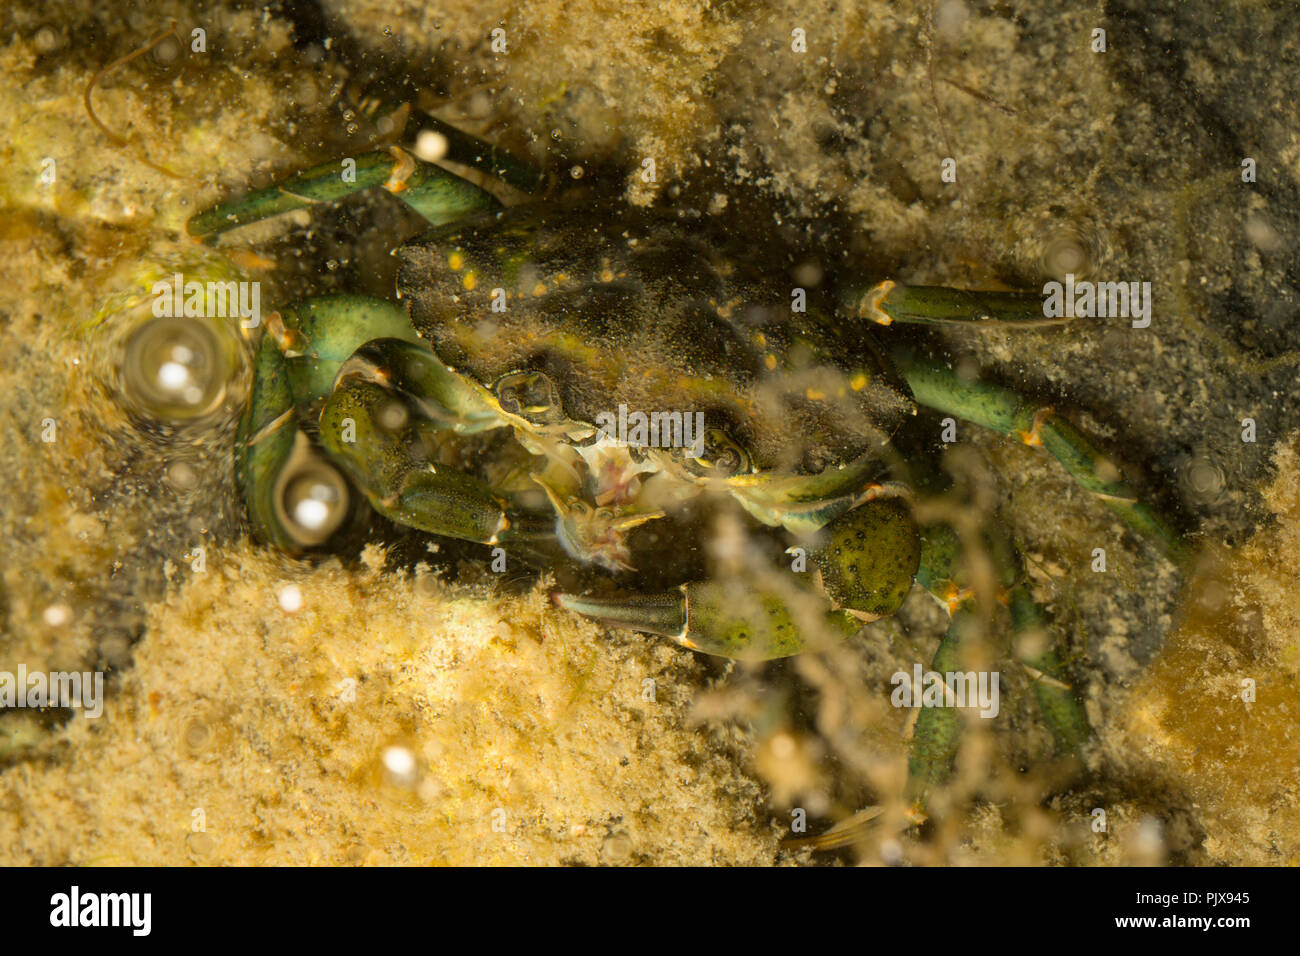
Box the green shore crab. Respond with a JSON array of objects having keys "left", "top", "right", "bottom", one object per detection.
[{"left": 187, "top": 115, "right": 1190, "bottom": 830}]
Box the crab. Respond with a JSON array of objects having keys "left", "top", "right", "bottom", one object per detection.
[{"left": 186, "top": 114, "right": 1190, "bottom": 829}]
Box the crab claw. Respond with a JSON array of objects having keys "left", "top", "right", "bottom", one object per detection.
[{"left": 532, "top": 474, "right": 663, "bottom": 572}]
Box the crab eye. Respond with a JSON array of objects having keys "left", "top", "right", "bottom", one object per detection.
[
  {"left": 681, "top": 429, "right": 751, "bottom": 478},
  {"left": 273, "top": 449, "right": 351, "bottom": 548},
  {"left": 494, "top": 371, "right": 563, "bottom": 425},
  {"left": 120, "top": 316, "right": 234, "bottom": 422}
]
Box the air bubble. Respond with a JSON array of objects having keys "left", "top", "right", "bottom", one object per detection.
[
  {"left": 1181, "top": 455, "right": 1225, "bottom": 503},
  {"left": 151, "top": 35, "right": 181, "bottom": 66},
  {"left": 600, "top": 830, "right": 632, "bottom": 864},
  {"left": 183, "top": 718, "right": 212, "bottom": 753},
  {"left": 287, "top": 480, "right": 340, "bottom": 532},
  {"left": 382, "top": 745, "right": 418, "bottom": 787},
  {"left": 278, "top": 584, "right": 304, "bottom": 613},
  {"left": 33, "top": 27, "right": 62, "bottom": 53},
  {"left": 377, "top": 400, "right": 409, "bottom": 431},
  {"left": 1037, "top": 222, "right": 1101, "bottom": 282},
  {"left": 43, "top": 604, "right": 72, "bottom": 627},
  {"left": 1245, "top": 215, "right": 1282, "bottom": 252},
  {"left": 414, "top": 130, "right": 449, "bottom": 162},
  {"left": 166, "top": 461, "right": 199, "bottom": 491},
  {"left": 275, "top": 451, "right": 350, "bottom": 548},
  {"left": 120, "top": 316, "right": 232, "bottom": 422}
]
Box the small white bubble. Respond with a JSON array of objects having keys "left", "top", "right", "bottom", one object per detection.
[
  {"left": 414, "top": 130, "right": 449, "bottom": 163},
  {"left": 382, "top": 745, "right": 418, "bottom": 786},
  {"left": 378, "top": 401, "right": 409, "bottom": 431},
  {"left": 152, "top": 35, "right": 181, "bottom": 64},
  {"left": 793, "top": 260, "right": 823, "bottom": 287},
  {"left": 293, "top": 497, "right": 331, "bottom": 531},
  {"left": 601, "top": 830, "right": 632, "bottom": 863},
  {"left": 33, "top": 27, "right": 61, "bottom": 53},
  {"left": 43, "top": 604, "right": 72, "bottom": 627},
  {"left": 278, "top": 584, "right": 304, "bottom": 613},
  {"left": 1184, "top": 457, "right": 1225, "bottom": 499},
  {"left": 158, "top": 361, "right": 191, "bottom": 392}
]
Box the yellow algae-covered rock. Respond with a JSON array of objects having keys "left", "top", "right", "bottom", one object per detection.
[
  {"left": 1111, "top": 437, "right": 1300, "bottom": 865},
  {"left": 0, "top": 546, "right": 777, "bottom": 865}
]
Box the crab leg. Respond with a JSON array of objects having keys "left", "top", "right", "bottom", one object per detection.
[
  {"left": 556, "top": 580, "right": 863, "bottom": 660},
  {"left": 904, "top": 603, "right": 978, "bottom": 807},
  {"left": 906, "top": 523, "right": 1089, "bottom": 813},
  {"left": 237, "top": 329, "right": 302, "bottom": 552},
  {"left": 844, "top": 281, "right": 1059, "bottom": 328},
  {"left": 894, "top": 352, "right": 1191, "bottom": 569},
  {"left": 405, "top": 109, "right": 547, "bottom": 194},
  {"left": 188, "top": 147, "right": 500, "bottom": 241},
  {"left": 238, "top": 295, "right": 421, "bottom": 550},
  {"left": 556, "top": 497, "right": 920, "bottom": 659}
]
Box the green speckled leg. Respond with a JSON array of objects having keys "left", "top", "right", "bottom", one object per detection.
[
  {"left": 188, "top": 147, "right": 501, "bottom": 240},
  {"left": 1007, "top": 586, "right": 1091, "bottom": 754},
  {"left": 843, "top": 281, "right": 1058, "bottom": 328},
  {"left": 894, "top": 351, "right": 1191, "bottom": 570},
  {"left": 556, "top": 496, "right": 921, "bottom": 660},
  {"left": 906, "top": 522, "right": 1089, "bottom": 814},
  {"left": 558, "top": 578, "right": 864, "bottom": 661},
  {"left": 905, "top": 605, "right": 977, "bottom": 804}
]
